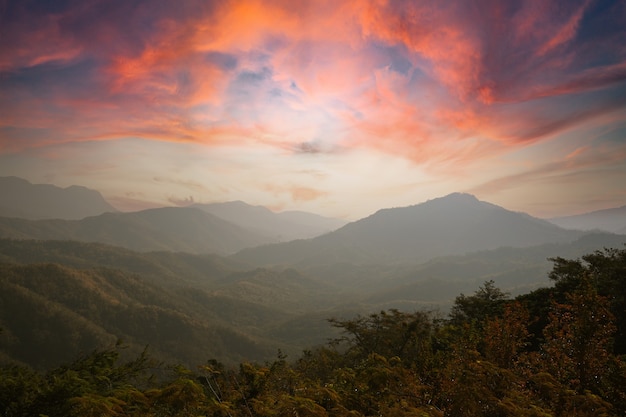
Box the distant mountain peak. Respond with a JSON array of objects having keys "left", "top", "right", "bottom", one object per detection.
[
  {"left": 442, "top": 192, "right": 479, "bottom": 200},
  {"left": 194, "top": 201, "right": 273, "bottom": 214},
  {"left": 234, "top": 193, "right": 582, "bottom": 266},
  {"left": 192, "top": 201, "right": 347, "bottom": 241},
  {"left": 427, "top": 192, "right": 481, "bottom": 205},
  {"left": 548, "top": 204, "right": 626, "bottom": 233},
  {"left": 0, "top": 176, "right": 117, "bottom": 220}
]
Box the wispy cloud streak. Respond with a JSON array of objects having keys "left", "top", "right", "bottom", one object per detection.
[{"left": 1, "top": 0, "right": 625, "bottom": 216}]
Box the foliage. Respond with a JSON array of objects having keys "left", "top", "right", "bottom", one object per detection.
[
  {"left": 541, "top": 275, "right": 616, "bottom": 394},
  {"left": 0, "top": 260, "right": 279, "bottom": 369},
  {"left": 2, "top": 248, "right": 626, "bottom": 416},
  {"left": 449, "top": 279, "right": 509, "bottom": 326}
]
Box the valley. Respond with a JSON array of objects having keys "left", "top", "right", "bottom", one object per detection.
[
  {"left": 1, "top": 177, "right": 625, "bottom": 370},
  {"left": 1, "top": 177, "right": 626, "bottom": 415}
]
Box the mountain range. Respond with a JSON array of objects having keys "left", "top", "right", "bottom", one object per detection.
[
  {"left": 232, "top": 193, "right": 585, "bottom": 266},
  {"left": 0, "top": 207, "right": 272, "bottom": 255},
  {"left": 1, "top": 176, "right": 626, "bottom": 370},
  {"left": 0, "top": 177, "right": 348, "bottom": 252},
  {"left": 3, "top": 176, "right": 624, "bottom": 252},
  {"left": 0, "top": 191, "right": 591, "bottom": 259},
  {"left": 192, "top": 201, "right": 347, "bottom": 241}
]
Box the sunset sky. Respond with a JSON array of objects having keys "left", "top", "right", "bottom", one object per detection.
[{"left": 1, "top": 0, "right": 625, "bottom": 220}]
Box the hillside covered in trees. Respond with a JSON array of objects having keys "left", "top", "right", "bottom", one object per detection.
[{"left": 2, "top": 247, "right": 625, "bottom": 416}]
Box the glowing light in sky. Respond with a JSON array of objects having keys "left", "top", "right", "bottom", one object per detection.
[{"left": 1, "top": 0, "right": 625, "bottom": 219}]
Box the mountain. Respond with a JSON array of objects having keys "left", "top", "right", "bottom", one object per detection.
[
  {"left": 193, "top": 201, "right": 347, "bottom": 241},
  {"left": 0, "top": 206, "right": 275, "bottom": 255},
  {"left": 548, "top": 205, "right": 626, "bottom": 233},
  {"left": 0, "top": 176, "right": 117, "bottom": 220},
  {"left": 232, "top": 193, "right": 584, "bottom": 266}
]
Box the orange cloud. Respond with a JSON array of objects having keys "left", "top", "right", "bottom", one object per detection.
[
  {"left": 263, "top": 183, "right": 327, "bottom": 203},
  {"left": 359, "top": 2, "right": 486, "bottom": 99},
  {"left": 291, "top": 186, "right": 327, "bottom": 202},
  {"left": 1, "top": 0, "right": 625, "bottom": 178}
]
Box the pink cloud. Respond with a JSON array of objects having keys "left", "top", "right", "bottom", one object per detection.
[
  {"left": 0, "top": 10, "right": 82, "bottom": 71},
  {"left": 1, "top": 0, "right": 624, "bottom": 178},
  {"left": 358, "top": 2, "right": 484, "bottom": 100},
  {"left": 536, "top": 0, "right": 592, "bottom": 57}
]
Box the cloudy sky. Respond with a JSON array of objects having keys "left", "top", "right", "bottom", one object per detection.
[{"left": 1, "top": 0, "right": 625, "bottom": 220}]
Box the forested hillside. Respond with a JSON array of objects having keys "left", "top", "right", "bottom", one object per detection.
[
  {"left": 0, "top": 239, "right": 356, "bottom": 368},
  {"left": 2, "top": 247, "right": 625, "bottom": 416},
  {"left": 2, "top": 235, "right": 626, "bottom": 372},
  {"left": 0, "top": 262, "right": 277, "bottom": 368}
]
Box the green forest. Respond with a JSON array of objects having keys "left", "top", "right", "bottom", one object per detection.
[{"left": 2, "top": 247, "right": 625, "bottom": 416}]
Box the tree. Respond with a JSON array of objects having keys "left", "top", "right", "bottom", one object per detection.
[
  {"left": 328, "top": 309, "right": 434, "bottom": 373},
  {"left": 542, "top": 274, "right": 616, "bottom": 394},
  {"left": 483, "top": 301, "right": 531, "bottom": 369},
  {"left": 450, "top": 280, "right": 509, "bottom": 326},
  {"left": 326, "top": 310, "right": 439, "bottom": 415},
  {"left": 549, "top": 247, "right": 626, "bottom": 354}
]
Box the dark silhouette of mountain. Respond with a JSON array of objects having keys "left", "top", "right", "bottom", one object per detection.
[
  {"left": 232, "top": 193, "right": 584, "bottom": 266},
  {"left": 0, "top": 176, "right": 117, "bottom": 220},
  {"left": 0, "top": 206, "right": 275, "bottom": 255},
  {"left": 548, "top": 205, "right": 626, "bottom": 233},
  {"left": 193, "top": 201, "right": 347, "bottom": 241}
]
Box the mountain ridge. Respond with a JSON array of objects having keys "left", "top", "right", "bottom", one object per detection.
[
  {"left": 232, "top": 193, "right": 584, "bottom": 266},
  {"left": 548, "top": 204, "right": 626, "bottom": 233},
  {"left": 0, "top": 206, "right": 274, "bottom": 255},
  {"left": 192, "top": 201, "right": 347, "bottom": 241},
  {"left": 0, "top": 176, "right": 117, "bottom": 220},
  {"left": 0, "top": 176, "right": 348, "bottom": 243}
]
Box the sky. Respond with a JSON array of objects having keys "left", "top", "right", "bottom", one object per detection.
[{"left": 1, "top": 0, "right": 626, "bottom": 220}]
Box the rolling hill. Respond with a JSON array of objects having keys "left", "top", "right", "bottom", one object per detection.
[
  {"left": 0, "top": 262, "right": 277, "bottom": 369},
  {"left": 0, "top": 176, "right": 117, "bottom": 220},
  {"left": 1, "top": 228, "right": 625, "bottom": 370},
  {"left": 0, "top": 239, "right": 346, "bottom": 368}
]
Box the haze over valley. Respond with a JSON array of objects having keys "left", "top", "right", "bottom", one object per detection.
[{"left": 1, "top": 176, "right": 624, "bottom": 370}]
